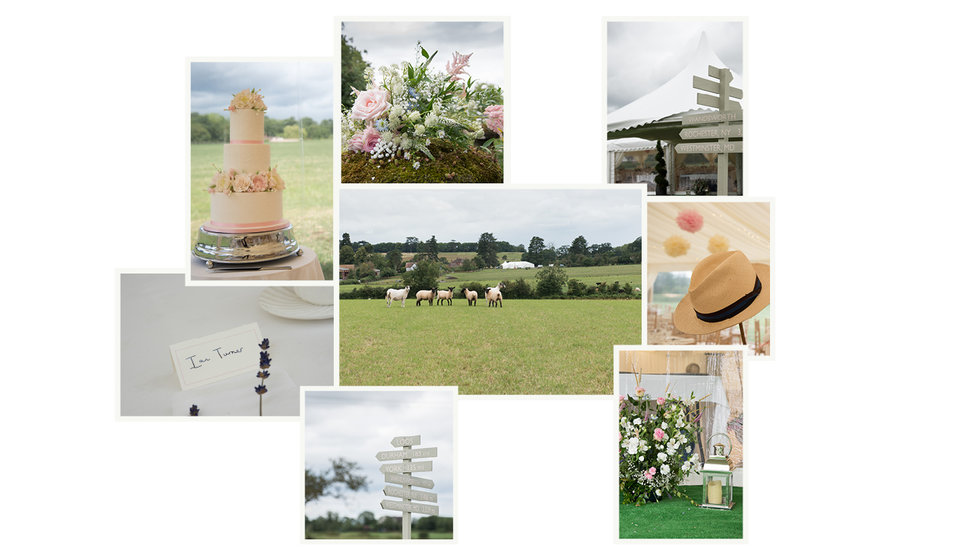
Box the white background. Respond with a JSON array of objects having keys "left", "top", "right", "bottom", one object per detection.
[{"left": 3, "top": 0, "right": 977, "bottom": 557}]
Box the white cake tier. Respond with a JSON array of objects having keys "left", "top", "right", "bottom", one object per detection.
[
  {"left": 203, "top": 191, "right": 289, "bottom": 234},
  {"left": 229, "top": 109, "right": 265, "bottom": 143},
  {"left": 223, "top": 143, "right": 270, "bottom": 174}
]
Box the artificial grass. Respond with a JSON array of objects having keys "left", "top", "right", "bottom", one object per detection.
[{"left": 619, "top": 485, "right": 742, "bottom": 539}]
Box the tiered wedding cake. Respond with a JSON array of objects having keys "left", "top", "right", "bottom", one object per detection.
[{"left": 204, "top": 89, "right": 289, "bottom": 234}]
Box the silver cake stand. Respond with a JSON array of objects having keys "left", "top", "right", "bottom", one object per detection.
[{"left": 192, "top": 224, "right": 301, "bottom": 268}]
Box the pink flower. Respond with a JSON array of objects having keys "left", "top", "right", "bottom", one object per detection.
[
  {"left": 349, "top": 125, "right": 381, "bottom": 153},
  {"left": 644, "top": 471, "right": 653, "bottom": 480},
  {"left": 676, "top": 209, "right": 704, "bottom": 233},
  {"left": 648, "top": 466, "right": 657, "bottom": 476},
  {"left": 484, "top": 105, "right": 504, "bottom": 136},
  {"left": 656, "top": 397, "right": 666, "bottom": 406},
  {"left": 653, "top": 428, "right": 666, "bottom": 441},
  {"left": 250, "top": 173, "right": 267, "bottom": 192},
  {"left": 350, "top": 87, "right": 390, "bottom": 122},
  {"left": 635, "top": 387, "right": 646, "bottom": 398},
  {"left": 446, "top": 51, "right": 473, "bottom": 81}
]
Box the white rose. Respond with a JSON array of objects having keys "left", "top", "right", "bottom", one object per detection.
[
  {"left": 660, "top": 464, "right": 670, "bottom": 475},
  {"left": 627, "top": 437, "right": 639, "bottom": 455},
  {"left": 661, "top": 422, "right": 668, "bottom": 429},
  {"left": 657, "top": 452, "right": 668, "bottom": 462},
  {"left": 633, "top": 418, "right": 642, "bottom": 425}
]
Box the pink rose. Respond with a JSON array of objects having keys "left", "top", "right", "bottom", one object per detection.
[
  {"left": 349, "top": 125, "right": 381, "bottom": 153},
  {"left": 647, "top": 466, "right": 656, "bottom": 476},
  {"left": 644, "top": 471, "right": 653, "bottom": 480},
  {"left": 250, "top": 173, "right": 267, "bottom": 192},
  {"left": 484, "top": 105, "right": 503, "bottom": 135},
  {"left": 636, "top": 387, "right": 646, "bottom": 398},
  {"left": 656, "top": 397, "right": 666, "bottom": 406},
  {"left": 653, "top": 428, "right": 665, "bottom": 441},
  {"left": 350, "top": 88, "right": 390, "bottom": 122}
]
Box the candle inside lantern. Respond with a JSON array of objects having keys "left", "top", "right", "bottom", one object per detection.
[{"left": 707, "top": 480, "right": 723, "bottom": 505}]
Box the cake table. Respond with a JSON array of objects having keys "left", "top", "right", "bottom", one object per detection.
[{"left": 189, "top": 245, "right": 325, "bottom": 281}]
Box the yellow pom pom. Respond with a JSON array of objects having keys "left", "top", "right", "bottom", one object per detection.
[
  {"left": 664, "top": 235, "right": 690, "bottom": 257},
  {"left": 708, "top": 234, "right": 729, "bottom": 254}
]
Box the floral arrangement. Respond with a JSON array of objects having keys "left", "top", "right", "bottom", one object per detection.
[
  {"left": 342, "top": 44, "right": 503, "bottom": 168},
  {"left": 208, "top": 166, "right": 285, "bottom": 194},
  {"left": 708, "top": 234, "right": 730, "bottom": 254},
  {"left": 227, "top": 88, "right": 267, "bottom": 112},
  {"left": 676, "top": 209, "right": 703, "bottom": 233},
  {"left": 254, "top": 338, "right": 271, "bottom": 416},
  {"left": 663, "top": 235, "right": 690, "bottom": 257},
  {"left": 619, "top": 390, "right": 701, "bottom": 505}
]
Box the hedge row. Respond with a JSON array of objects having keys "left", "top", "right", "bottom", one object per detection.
[{"left": 339, "top": 279, "right": 641, "bottom": 300}]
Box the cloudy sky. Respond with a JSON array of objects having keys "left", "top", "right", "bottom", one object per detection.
[
  {"left": 607, "top": 21, "right": 742, "bottom": 112},
  {"left": 343, "top": 21, "right": 505, "bottom": 88},
  {"left": 305, "top": 389, "right": 454, "bottom": 521},
  {"left": 340, "top": 189, "right": 641, "bottom": 248},
  {"left": 190, "top": 61, "right": 333, "bottom": 121}
]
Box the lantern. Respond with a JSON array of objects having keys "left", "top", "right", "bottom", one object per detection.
[{"left": 700, "top": 433, "right": 735, "bottom": 510}]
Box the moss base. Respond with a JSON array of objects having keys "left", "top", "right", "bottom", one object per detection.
[{"left": 341, "top": 139, "right": 503, "bottom": 183}]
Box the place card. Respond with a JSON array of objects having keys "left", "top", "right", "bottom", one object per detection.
[{"left": 169, "top": 323, "right": 262, "bottom": 390}]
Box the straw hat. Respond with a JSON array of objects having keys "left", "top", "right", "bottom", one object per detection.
[{"left": 673, "top": 250, "right": 769, "bottom": 335}]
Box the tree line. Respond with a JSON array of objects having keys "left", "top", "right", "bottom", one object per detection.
[
  {"left": 306, "top": 512, "right": 452, "bottom": 537},
  {"left": 190, "top": 112, "right": 334, "bottom": 143},
  {"left": 339, "top": 232, "right": 642, "bottom": 280}
]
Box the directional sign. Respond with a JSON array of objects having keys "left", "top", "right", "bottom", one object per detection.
[
  {"left": 681, "top": 110, "right": 743, "bottom": 126},
  {"left": 390, "top": 435, "right": 421, "bottom": 447},
  {"left": 693, "top": 75, "right": 743, "bottom": 99},
  {"left": 383, "top": 485, "right": 438, "bottom": 503},
  {"left": 697, "top": 92, "right": 741, "bottom": 110},
  {"left": 384, "top": 472, "right": 435, "bottom": 489},
  {"left": 381, "top": 500, "right": 439, "bottom": 516},
  {"left": 675, "top": 141, "right": 743, "bottom": 154},
  {"left": 379, "top": 460, "right": 433, "bottom": 474},
  {"left": 376, "top": 447, "right": 438, "bottom": 461},
  {"left": 679, "top": 125, "right": 743, "bottom": 140}
]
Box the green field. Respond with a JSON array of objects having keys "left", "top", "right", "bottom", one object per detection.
[
  {"left": 340, "top": 263, "right": 642, "bottom": 294},
  {"left": 307, "top": 531, "right": 452, "bottom": 539},
  {"left": 190, "top": 139, "right": 333, "bottom": 275},
  {"left": 620, "top": 485, "right": 743, "bottom": 539},
  {"left": 340, "top": 299, "right": 641, "bottom": 394}
]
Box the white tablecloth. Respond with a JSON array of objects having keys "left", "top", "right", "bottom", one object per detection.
[
  {"left": 189, "top": 246, "right": 325, "bottom": 281},
  {"left": 120, "top": 273, "right": 333, "bottom": 416}
]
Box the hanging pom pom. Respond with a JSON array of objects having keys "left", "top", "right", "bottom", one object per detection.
[
  {"left": 707, "top": 235, "right": 730, "bottom": 254},
  {"left": 664, "top": 235, "right": 690, "bottom": 257},
  {"left": 676, "top": 209, "right": 703, "bottom": 233}
]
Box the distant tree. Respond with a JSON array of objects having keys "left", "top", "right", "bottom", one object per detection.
[
  {"left": 339, "top": 244, "right": 355, "bottom": 265},
  {"left": 357, "top": 511, "right": 377, "bottom": 530},
  {"left": 386, "top": 249, "right": 403, "bottom": 272},
  {"left": 570, "top": 235, "right": 588, "bottom": 256},
  {"left": 473, "top": 254, "right": 487, "bottom": 269},
  {"left": 403, "top": 236, "right": 420, "bottom": 252},
  {"left": 340, "top": 233, "right": 352, "bottom": 248},
  {"left": 282, "top": 124, "right": 307, "bottom": 139},
  {"left": 421, "top": 235, "right": 439, "bottom": 261},
  {"left": 305, "top": 458, "right": 369, "bottom": 504},
  {"left": 523, "top": 236, "right": 546, "bottom": 265},
  {"left": 535, "top": 267, "right": 568, "bottom": 297},
  {"left": 340, "top": 30, "right": 370, "bottom": 111},
  {"left": 353, "top": 246, "right": 370, "bottom": 264},
  {"left": 446, "top": 239, "right": 460, "bottom": 252},
  {"left": 477, "top": 232, "right": 499, "bottom": 268},
  {"left": 190, "top": 121, "right": 212, "bottom": 143},
  {"left": 403, "top": 259, "right": 441, "bottom": 291}
]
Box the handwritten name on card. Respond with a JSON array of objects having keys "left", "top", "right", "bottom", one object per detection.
[{"left": 169, "top": 323, "right": 262, "bottom": 390}]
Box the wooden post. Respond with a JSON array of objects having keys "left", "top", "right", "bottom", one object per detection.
[
  {"left": 378, "top": 436, "right": 438, "bottom": 540},
  {"left": 738, "top": 322, "right": 746, "bottom": 345},
  {"left": 716, "top": 68, "right": 732, "bottom": 196}
]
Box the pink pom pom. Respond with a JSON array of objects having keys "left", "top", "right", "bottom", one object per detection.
[{"left": 676, "top": 210, "right": 703, "bottom": 233}]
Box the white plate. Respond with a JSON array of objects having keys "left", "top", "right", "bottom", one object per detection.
[{"left": 259, "top": 287, "right": 334, "bottom": 320}]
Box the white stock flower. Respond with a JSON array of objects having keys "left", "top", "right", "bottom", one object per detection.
[
  {"left": 633, "top": 418, "right": 642, "bottom": 425},
  {"left": 661, "top": 422, "right": 668, "bottom": 430},
  {"left": 657, "top": 452, "right": 668, "bottom": 462},
  {"left": 660, "top": 464, "right": 670, "bottom": 475}
]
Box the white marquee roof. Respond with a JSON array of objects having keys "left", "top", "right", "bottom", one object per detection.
[
  {"left": 607, "top": 32, "right": 742, "bottom": 134},
  {"left": 647, "top": 201, "right": 769, "bottom": 279}
]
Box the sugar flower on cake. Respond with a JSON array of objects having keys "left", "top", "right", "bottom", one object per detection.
[
  {"left": 227, "top": 88, "right": 268, "bottom": 112},
  {"left": 208, "top": 166, "right": 285, "bottom": 194}
]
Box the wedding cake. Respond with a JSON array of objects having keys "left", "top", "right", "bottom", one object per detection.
[{"left": 204, "top": 89, "right": 289, "bottom": 234}]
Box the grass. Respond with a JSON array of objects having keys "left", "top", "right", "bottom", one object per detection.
[
  {"left": 340, "top": 263, "right": 642, "bottom": 294},
  {"left": 619, "top": 485, "right": 742, "bottom": 539},
  {"left": 307, "top": 531, "right": 452, "bottom": 539},
  {"left": 190, "top": 139, "right": 333, "bottom": 275},
  {"left": 339, "top": 299, "right": 641, "bottom": 394}
]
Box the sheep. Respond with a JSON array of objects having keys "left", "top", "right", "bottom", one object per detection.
[
  {"left": 385, "top": 285, "right": 411, "bottom": 308},
  {"left": 485, "top": 282, "right": 505, "bottom": 308},
  {"left": 463, "top": 288, "right": 480, "bottom": 306},
  {"left": 415, "top": 289, "right": 436, "bottom": 306},
  {"left": 437, "top": 287, "right": 456, "bottom": 306}
]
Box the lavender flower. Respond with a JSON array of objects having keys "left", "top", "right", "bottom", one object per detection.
[
  {"left": 189, "top": 404, "right": 199, "bottom": 416},
  {"left": 254, "top": 385, "right": 268, "bottom": 396},
  {"left": 259, "top": 338, "right": 270, "bottom": 350}
]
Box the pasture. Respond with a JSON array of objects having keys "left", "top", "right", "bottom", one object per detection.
[
  {"left": 339, "top": 299, "right": 641, "bottom": 394},
  {"left": 190, "top": 139, "right": 333, "bottom": 275},
  {"left": 339, "top": 263, "right": 642, "bottom": 294}
]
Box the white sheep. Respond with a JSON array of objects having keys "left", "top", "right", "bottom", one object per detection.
[
  {"left": 385, "top": 285, "right": 411, "bottom": 308},
  {"left": 463, "top": 288, "right": 479, "bottom": 306},
  {"left": 415, "top": 289, "right": 436, "bottom": 306},
  {"left": 436, "top": 287, "right": 456, "bottom": 306},
  {"left": 485, "top": 282, "right": 505, "bottom": 308}
]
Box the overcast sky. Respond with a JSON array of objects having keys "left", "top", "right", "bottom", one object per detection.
[
  {"left": 305, "top": 389, "right": 454, "bottom": 522},
  {"left": 343, "top": 21, "right": 505, "bottom": 88},
  {"left": 190, "top": 61, "right": 333, "bottom": 121},
  {"left": 607, "top": 21, "right": 742, "bottom": 112},
  {"left": 340, "top": 189, "right": 641, "bottom": 248}
]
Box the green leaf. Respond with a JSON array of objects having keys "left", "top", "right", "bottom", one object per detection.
[
  {"left": 418, "top": 144, "right": 435, "bottom": 161},
  {"left": 420, "top": 46, "right": 430, "bottom": 59}
]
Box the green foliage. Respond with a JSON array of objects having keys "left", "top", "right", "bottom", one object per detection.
[
  {"left": 620, "top": 486, "right": 742, "bottom": 539},
  {"left": 403, "top": 260, "right": 441, "bottom": 291},
  {"left": 477, "top": 232, "right": 499, "bottom": 268},
  {"left": 341, "top": 139, "right": 502, "bottom": 183},
  {"left": 339, "top": 245, "right": 355, "bottom": 265},
  {"left": 654, "top": 140, "right": 669, "bottom": 193},
  {"left": 282, "top": 124, "right": 307, "bottom": 139},
  {"left": 501, "top": 278, "right": 533, "bottom": 299},
  {"left": 567, "top": 278, "right": 588, "bottom": 297},
  {"left": 305, "top": 458, "right": 368, "bottom": 504},
  {"left": 340, "top": 32, "right": 369, "bottom": 111},
  {"left": 535, "top": 267, "right": 568, "bottom": 297}
]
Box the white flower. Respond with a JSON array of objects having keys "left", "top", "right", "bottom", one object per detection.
[
  {"left": 686, "top": 446, "right": 692, "bottom": 454},
  {"left": 633, "top": 418, "right": 642, "bottom": 425},
  {"left": 661, "top": 422, "right": 668, "bottom": 430},
  {"left": 682, "top": 463, "right": 690, "bottom": 472},
  {"left": 626, "top": 437, "right": 639, "bottom": 455},
  {"left": 667, "top": 447, "right": 676, "bottom": 456},
  {"left": 657, "top": 452, "right": 667, "bottom": 462},
  {"left": 660, "top": 464, "right": 670, "bottom": 475},
  {"left": 414, "top": 124, "right": 426, "bottom": 135},
  {"left": 408, "top": 110, "right": 421, "bottom": 122},
  {"left": 655, "top": 489, "right": 662, "bottom": 497},
  {"left": 412, "top": 161, "right": 420, "bottom": 170},
  {"left": 639, "top": 455, "right": 644, "bottom": 462}
]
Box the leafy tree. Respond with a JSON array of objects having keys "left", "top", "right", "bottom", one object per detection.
[
  {"left": 654, "top": 140, "right": 670, "bottom": 195},
  {"left": 340, "top": 31, "right": 369, "bottom": 111},
  {"left": 535, "top": 267, "right": 568, "bottom": 297},
  {"left": 567, "top": 278, "right": 587, "bottom": 297},
  {"left": 190, "top": 121, "right": 212, "bottom": 143},
  {"left": 282, "top": 124, "right": 307, "bottom": 139},
  {"left": 353, "top": 246, "right": 369, "bottom": 264},
  {"left": 570, "top": 235, "right": 588, "bottom": 256},
  {"left": 305, "top": 458, "right": 368, "bottom": 504},
  {"left": 522, "top": 236, "right": 546, "bottom": 265},
  {"left": 421, "top": 235, "right": 439, "bottom": 261},
  {"left": 339, "top": 244, "right": 355, "bottom": 265},
  {"left": 386, "top": 249, "right": 403, "bottom": 272},
  {"left": 477, "top": 232, "right": 499, "bottom": 268},
  {"left": 403, "top": 236, "right": 420, "bottom": 252},
  {"left": 340, "top": 233, "right": 352, "bottom": 248},
  {"left": 403, "top": 259, "right": 441, "bottom": 292}
]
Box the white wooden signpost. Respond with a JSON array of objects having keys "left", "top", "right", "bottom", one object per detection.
[
  {"left": 678, "top": 66, "right": 743, "bottom": 196},
  {"left": 377, "top": 435, "right": 439, "bottom": 539}
]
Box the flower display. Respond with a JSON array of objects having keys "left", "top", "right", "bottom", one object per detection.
[
  {"left": 619, "top": 392, "right": 701, "bottom": 505},
  {"left": 663, "top": 235, "right": 690, "bottom": 257},
  {"left": 208, "top": 167, "right": 285, "bottom": 194},
  {"left": 227, "top": 88, "right": 267, "bottom": 112},
  {"left": 341, "top": 43, "right": 504, "bottom": 167},
  {"left": 254, "top": 345, "right": 271, "bottom": 415},
  {"left": 708, "top": 234, "right": 730, "bottom": 254},
  {"left": 676, "top": 209, "right": 704, "bottom": 233}
]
